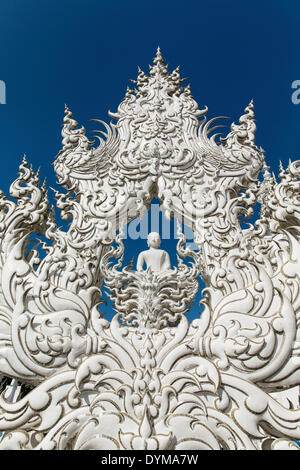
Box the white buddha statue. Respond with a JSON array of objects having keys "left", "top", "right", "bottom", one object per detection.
[{"left": 136, "top": 232, "right": 171, "bottom": 273}]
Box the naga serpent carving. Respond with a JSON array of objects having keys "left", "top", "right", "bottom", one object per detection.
[{"left": 0, "top": 48, "right": 299, "bottom": 450}]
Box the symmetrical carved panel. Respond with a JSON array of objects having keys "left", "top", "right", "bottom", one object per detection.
[{"left": 0, "top": 48, "right": 299, "bottom": 450}]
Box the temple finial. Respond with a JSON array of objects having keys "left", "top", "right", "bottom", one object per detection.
[{"left": 153, "top": 46, "right": 165, "bottom": 66}]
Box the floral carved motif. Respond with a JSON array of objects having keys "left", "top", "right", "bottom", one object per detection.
[{"left": 0, "top": 49, "right": 299, "bottom": 450}]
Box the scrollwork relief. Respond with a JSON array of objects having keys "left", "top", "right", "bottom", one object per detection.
[{"left": 0, "top": 48, "right": 299, "bottom": 450}]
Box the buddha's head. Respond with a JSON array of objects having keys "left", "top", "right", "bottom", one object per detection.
[{"left": 147, "top": 232, "right": 161, "bottom": 249}]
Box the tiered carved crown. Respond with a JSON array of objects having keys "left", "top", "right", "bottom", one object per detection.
[{"left": 55, "top": 47, "right": 263, "bottom": 193}]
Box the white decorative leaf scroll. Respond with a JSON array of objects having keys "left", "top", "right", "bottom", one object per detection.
[{"left": 0, "top": 48, "right": 300, "bottom": 450}]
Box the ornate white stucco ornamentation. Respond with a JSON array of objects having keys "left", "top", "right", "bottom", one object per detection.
[{"left": 0, "top": 48, "right": 300, "bottom": 450}]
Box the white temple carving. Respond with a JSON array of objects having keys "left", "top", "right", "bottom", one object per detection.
[{"left": 0, "top": 48, "right": 300, "bottom": 450}]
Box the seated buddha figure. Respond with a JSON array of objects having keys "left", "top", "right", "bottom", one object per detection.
[{"left": 136, "top": 232, "right": 171, "bottom": 273}]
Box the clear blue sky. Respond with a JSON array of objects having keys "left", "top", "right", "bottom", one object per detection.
[{"left": 0, "top": 0, "right": 299, "bottom": 321}]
